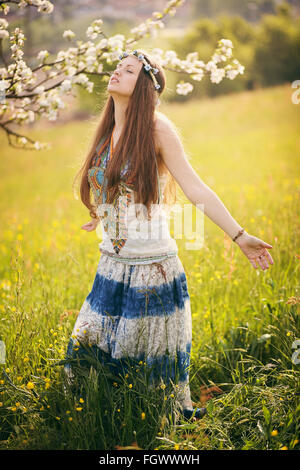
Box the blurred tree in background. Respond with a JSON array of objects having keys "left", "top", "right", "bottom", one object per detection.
[
  {"left": 167, "top": 1, "right": 300, "bottom": 101},
  {"left": 191, "top": 0, "right": 300, "bottom": 22},
  {"left": 2, "top": 0, "right": 299, "bottom": 114}
]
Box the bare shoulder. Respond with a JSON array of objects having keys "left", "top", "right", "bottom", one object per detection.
[
  {"left": 154, "top": 111, "right": 176, "bottom": 138},
  {"left": 154, "top": 112, "right": 178, "bottom": 150},
  {"left": 153, "top": 111, "right": 203, "bottom": 202}
]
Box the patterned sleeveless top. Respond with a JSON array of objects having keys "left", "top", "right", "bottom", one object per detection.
[{"left": 87, "top": 127, "right": 178, "bottom": 264}]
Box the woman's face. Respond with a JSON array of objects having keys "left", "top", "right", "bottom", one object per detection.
[{"left": 108, "top": 55, "right": 143, "bottom": 98}]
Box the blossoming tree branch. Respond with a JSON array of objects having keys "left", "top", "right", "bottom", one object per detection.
[{"left": 0, "top": 0, "right": 245, "bottom": 151}]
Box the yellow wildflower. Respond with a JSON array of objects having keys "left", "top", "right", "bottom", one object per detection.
[
  {"left": 76, "top": 407, "right": 82, "bottom": 412},
  {"left": 174, "top": 444, "right": 180, "bottom": 450},
  {"left": 160, "top": 383, "right": 166, "bottom": 390},
  {"left": 26, "top": 381, "right": 34, "bottom": 390},
  {"left": 15, "top": 402, "right": 20, "bottom": 407},
  {"left": 141, "top": 412, "right": 146, "bottom": 420},
  {"left": 128, "top": 384, "right": 132, "bottom": 389},
  {"left": 79, "top": 398, "right": 84, "bottom": 403},
  {"left": 23, "top": 357, "right": 29, "bottom": 363},
  {"left": 271, "top": 430, "right": 278, "bottom": 436},
  {"left": 280, "top": 446, "right": 288, "bottom": 450},
  {"left": 69, "top": 417, "right": 73, "bottom": 422},
  {"left": 11, "top": 407, "right": 17, "bottom": 412},
  {"left": 0, "top": 402, "right": 3, "bottom": 407}
]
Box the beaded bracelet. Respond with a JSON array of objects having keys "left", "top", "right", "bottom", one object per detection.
[{"left": 232, "top": 228, "right": 245, "bottom": 242}]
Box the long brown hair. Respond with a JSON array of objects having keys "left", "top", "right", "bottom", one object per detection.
[{"left": 73, "top": 49, "right": 177, "bottom": 220}]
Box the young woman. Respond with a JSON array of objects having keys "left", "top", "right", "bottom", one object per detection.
[{"left": 64, "top": 50, "right": 274, "bottom": 420}]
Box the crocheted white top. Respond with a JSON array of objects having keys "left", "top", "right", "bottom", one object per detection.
[{"left": 88, "top": 131, "right": 178, "bottom": 265}]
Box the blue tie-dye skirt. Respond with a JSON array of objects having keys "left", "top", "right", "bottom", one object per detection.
[{"left": 64, "top": 252, "right": 193, "bottom": 409}]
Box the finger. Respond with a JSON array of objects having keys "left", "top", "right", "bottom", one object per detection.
[
  {"left": 260, "top": 248, "right": 274, "bottom": 267},
  {"left": 263, "top": 243, "right": 273, "bottom": 249},
  {"left": 260, "top": 257, "right": 269, "bottom": 270},
  {"left": 256, "top": 256, "right": 267, "bottom": 271},
  {"left": 249, "top": 258, "right": 258, "bottom": 269},
  {"left": 265, "top": 250, "right": 274, "bottom": 265}
]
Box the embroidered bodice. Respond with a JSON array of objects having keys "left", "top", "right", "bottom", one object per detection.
[{"left": 87, "top": 127, "right": 178, "bottom": 259}]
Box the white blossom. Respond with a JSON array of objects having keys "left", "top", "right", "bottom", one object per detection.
[
  {"left": 34, "top": 140, "right": 42, "bottom": 150},
  {"left": 34, "top": 85, "right": 45, "bottom": 94},
  {"left": 60, "top": 79, "right": 72, "bottom": 92},
  {"left": 63, "top": 30, "right": 75, "bottom": 41},
  {"left": 219, "top": 39, "right": 233, "bottom": 48},
  {"left": 226, "top": 69, "right": 238, "bottom": 80},
  {"left": 0, "top": 69, "right": 8, "bottom": 78},
  {"left": 73, "top": 73, "right": 89, "bottom": 86},
  {"left": 0, "top": 79, "right": 9, "bottom": 91},
  {"left": 37, "top": 50, "right": 49, "bottom": 62},
  {"left": 19, "top": 137, "right": 28, "bottom": 145},
  {"left": 96, "top": 38, "right": 108, "bottom": 50},
  {"left": 0, "top": 1, "right": 244, "bottom": 149},
  {"left": 65, "top": 66, "right": 77, "bottom": 77},
  {"left": 0, "top": 30, "right": 9, "bottom": 39},
  {"left": 36, "top": 1, "right": 54, "bottom": 15},
  {"left": 210, "top": 68, "right": 225, "bottom": 84},
  {"left": 206, "top": 61, "right": 217, "bottom": 72},
  {"left": 191, "top": 71, "right": 204, "bottom": 81},
  {"left": 92, "top": 19, "right": 103, "bottom": 28},
  {"left": 1, "top": 4, "right": 9, "bottom": 15},
  {"left": 86, "top": 26, "right": 97, "bottom": 40},
  {"left": 186, "top": 52, "right": 198, "bottom": 63},
  {"left": 0, "top": 19, "right": 9, "bottom": 29},
  {"left": 176, "top": 82, "right": 193, "bottom": 95},
  {"left": 107, "top": 34, "right": 125, "bottom": 49}
]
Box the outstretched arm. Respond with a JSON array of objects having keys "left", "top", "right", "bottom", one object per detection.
[{"left": 155, "top": 117, "right": 274, "bottom": 271}]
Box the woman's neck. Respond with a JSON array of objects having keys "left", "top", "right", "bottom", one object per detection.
[{"left": 113, "top": 98, "right": 128, "bottom": 135}]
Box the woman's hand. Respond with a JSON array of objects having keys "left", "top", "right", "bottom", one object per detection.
[
  {"left": 235, "top": 232, "right": 274, "bottom": 270},
  {"left": 81, "top": 218, "right": 100, "bottom": 232}
]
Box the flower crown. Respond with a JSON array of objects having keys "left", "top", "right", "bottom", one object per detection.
[{"left": 118, "top": 50, "right": 161, "bottom": 91}]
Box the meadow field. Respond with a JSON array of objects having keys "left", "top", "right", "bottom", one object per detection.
[{"left": 0, "top": 83, "right": 299, "bottom": 450}]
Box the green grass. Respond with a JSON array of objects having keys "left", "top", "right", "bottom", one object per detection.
[{"left": 0, "top": 83, "right": 299, "bottom": 450}]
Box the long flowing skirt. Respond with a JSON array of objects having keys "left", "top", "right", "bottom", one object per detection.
[{"left": 64, "top": 253, "right": 193, "bottom": 409}]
